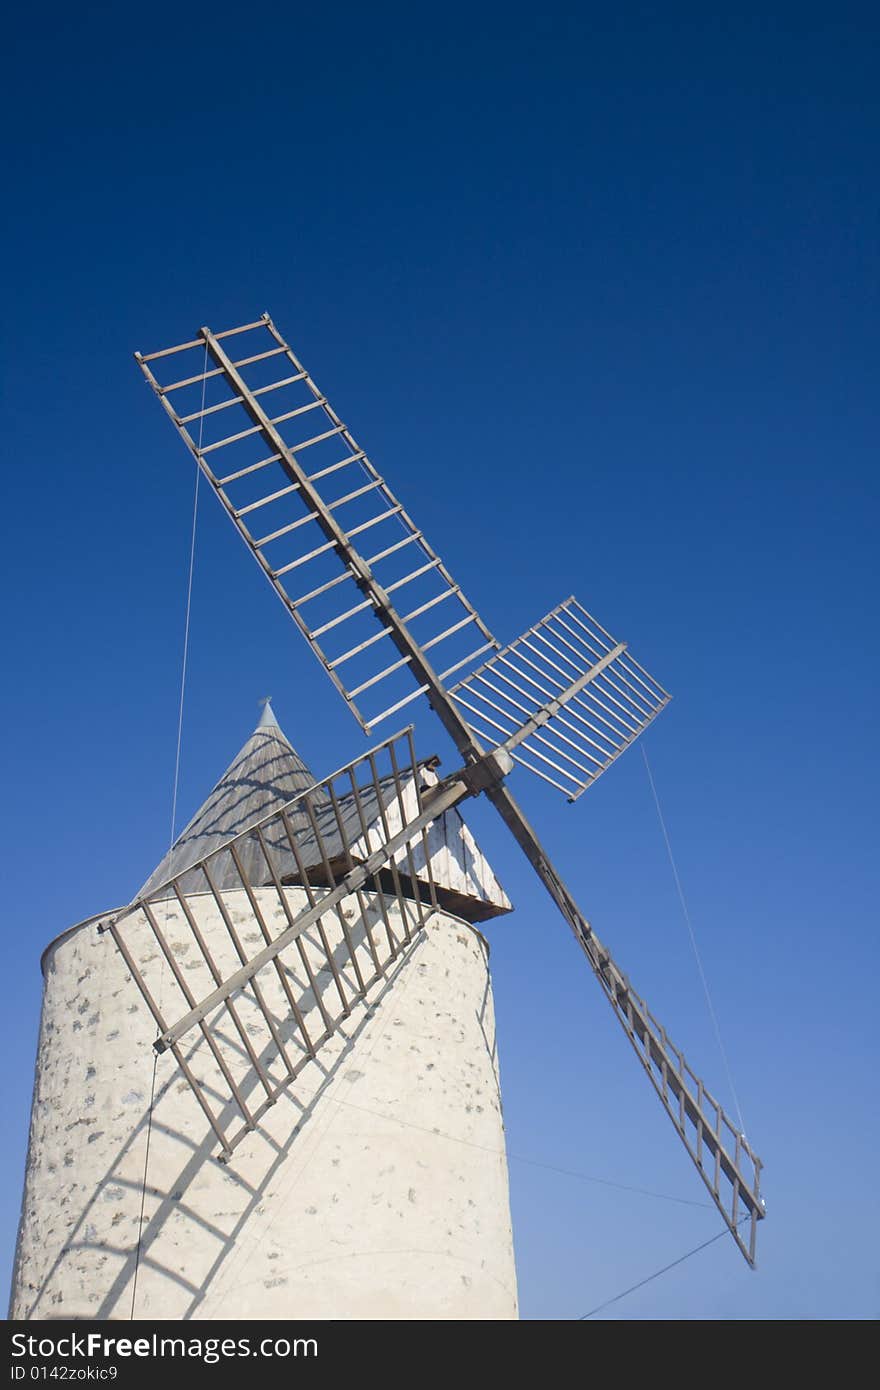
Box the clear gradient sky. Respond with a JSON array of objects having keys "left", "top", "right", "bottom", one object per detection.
[{"left": 2, "top": 3, "right": 877, "bottom": 1319}]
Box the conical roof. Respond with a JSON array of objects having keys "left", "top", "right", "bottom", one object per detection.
[{"left": 138, "top": 701, "right": 317, "bottom": 898}]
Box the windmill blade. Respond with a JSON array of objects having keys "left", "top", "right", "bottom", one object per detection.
[
  {"left": 104, "top": 728, "right": 471, "bottom": 1158},
  {"left": 487, "top": 779, "right": 764, "bottom": 1266},
  {"left": 449, "top": 596, "right": 670, "bottom": 800},
  {"left": 136, "top": 317, "right": 498, "bottom": 736}
]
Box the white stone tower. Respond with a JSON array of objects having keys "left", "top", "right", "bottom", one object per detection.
[{"left": 9, "top": 706, "right": 518, "bottom": 1320}]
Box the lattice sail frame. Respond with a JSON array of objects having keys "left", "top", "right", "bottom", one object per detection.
[
  {"left": 133, "top": 312, "right": 765, "bottom": 1265},
  {"left": 450, "top": 597, "right": 670, "bottom": 801},
  {"left": 136, "top": 317, "right": 498, "bottom": 734},
  {"left": 105, "top": 729, "right": 459, "bottom": 1157},
  {"left": 561, "top": 898, "right": 764, "bottom": 1263}
]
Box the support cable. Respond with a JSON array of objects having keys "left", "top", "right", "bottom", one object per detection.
[
  {"left": 641, "top": 743, "right": 748, "bottom": 1140},
  {"left": 577, "top": 1218, "right": 748, "bottom": 1319},
  {"left": 129, "top": 345, "right": 206, "bottom": 1317}
]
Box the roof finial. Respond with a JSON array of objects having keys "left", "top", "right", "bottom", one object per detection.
[{"left": 257, "top": 695, "right": 280, "bottom": 730}]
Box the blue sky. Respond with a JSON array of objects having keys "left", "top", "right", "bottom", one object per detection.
[{"left": 2, "top": 2, "right": 877, "bottom": 1318}]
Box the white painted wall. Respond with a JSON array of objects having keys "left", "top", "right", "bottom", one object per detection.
[
  {"left": 352, "top": 766, "right": 512, "bottom": 917},
  {"left": 10, "top": 891, "right": 517, "bottom": 1321}
]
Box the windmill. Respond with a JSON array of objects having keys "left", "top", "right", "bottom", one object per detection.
[
  {"left": 8, "top": 313, "right": 761, "bottom": 1320},
  {"left": 108, "top": 311, "right": 763, "bottom": 1276}
]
